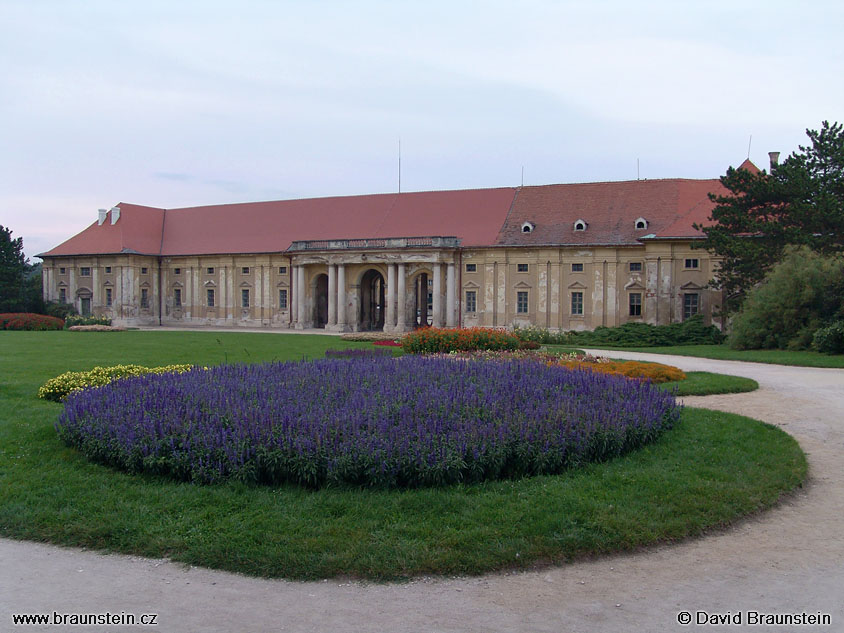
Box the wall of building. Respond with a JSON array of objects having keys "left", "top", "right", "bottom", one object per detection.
[{"left": 41, "top": 241, "right": 721, "bottom": 331}]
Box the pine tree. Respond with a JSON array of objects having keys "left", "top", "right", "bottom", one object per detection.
[
  {"left": 0, "top": 225, "right": 29, "bottom": 312},
  {"left": 696, "top": 121, "right": 844, "bottom": 315}
]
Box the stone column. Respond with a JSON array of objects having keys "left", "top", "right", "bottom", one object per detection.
[
  {"left": 446, "top": 262, "right": 456, "bottom": 327},
  {"left": 386, "top": 263, "right": 396, "bottom": 331},
  {"left": 327, "top": 264, "right": 337, "bottom": 327},
  {"left": 432, "top": 263, "right": 442, "bottom": 327},
  {"left": 337, "top": 264, "right": 347, "bottom": 329},
  {"left": 296, "top": 265, "right": 306, "bottom": 328},
  {"left": 92, "top": 266, "right": 100, "bottom": 310},
  {"left": 396, "top": 263, "right": 406, "bottom": 330}
]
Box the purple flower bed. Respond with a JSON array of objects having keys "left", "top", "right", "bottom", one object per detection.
[
  {"left": 55, "top": 357, "right": 681, "bottom": 488},
  {"left": 324, "top": 347, "right": 393, "bottom": 359}
]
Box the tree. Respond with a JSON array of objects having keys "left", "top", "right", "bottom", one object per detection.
[
  {"left": 728, "top": 246, "right": 844, "bottom": 350},
  {"left": 696, "top": 121, "right": 844, "bottom": 315},
  {"left": 0, "top": 225, "right": 28, "bottom": 312}
]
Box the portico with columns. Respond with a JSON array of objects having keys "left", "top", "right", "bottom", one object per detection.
[{"left": 289, "top": 237, "right": 460, "bottom": 333}]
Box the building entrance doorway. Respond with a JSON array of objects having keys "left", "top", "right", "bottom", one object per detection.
[
  {"left": 413, "top": 272, "right": 432, "bottom": 327},
  {"left": 360, "top": 269, "right": 385, "bottom": 331},
  {"left": 314, "top": 274, "right": 328, "bottom": 328}
]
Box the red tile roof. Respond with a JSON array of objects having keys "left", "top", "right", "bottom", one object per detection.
[
  {"left": 159, "top": 188, "right": 517, "bottom": 255},
  {"left": 41, "top": 204, "right": 165, "bottom": 257},
  {"left": 495, "top": 178, "right": 726, "bottom": 246},
  {"left": 40, "top": 175, "right": 735, "bottom": 258}
]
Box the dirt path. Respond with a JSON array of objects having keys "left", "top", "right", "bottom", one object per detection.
[{"left": 3, "top": 352, "right": 843, "bottom": 632}]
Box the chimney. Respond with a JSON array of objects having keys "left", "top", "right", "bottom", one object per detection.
[
  {"left": 98, "top": 209, "right": 107, "bottom": 225},
  {"left": 768, "top": 151, "right": 780, "bottom": 170},
  {"left": 110, "top": 206, "right": 121, "bottom": 225}
]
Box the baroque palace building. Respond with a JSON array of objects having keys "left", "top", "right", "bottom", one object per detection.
[{"left": 39, "top": 165, "right": 755, "bottom": 332}]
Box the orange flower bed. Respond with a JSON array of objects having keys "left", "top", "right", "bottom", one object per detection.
[{"left": 552, "top": 359, "right": 686, "bottom": 383}]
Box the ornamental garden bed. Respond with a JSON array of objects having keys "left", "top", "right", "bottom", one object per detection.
[
  {"left": 0, "top": 331, "right": 800, "bottom": 580},
  {"left": 56, "top": 356, "right": 680, "bottom": 488}
]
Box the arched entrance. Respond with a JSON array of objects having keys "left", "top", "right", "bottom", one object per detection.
[
  {"left": 360, "top": 269, "right": 385, "bottom": 331},
  {"left": 313, "top": 274, "right": 328, "bottom": 328},
  {"left": 412, "top": 271, "right": 432, "bottom": 327}
]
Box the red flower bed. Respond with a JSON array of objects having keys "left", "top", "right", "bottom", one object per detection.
[
  {"left": 373, "top": 340, "right": 402, "bottom": 347},
  {"left": 0, "top": 313, "right": 65, "bottom": 331},
  {"left": 401, "top": 327, "right": 522, "bottom": 354}
]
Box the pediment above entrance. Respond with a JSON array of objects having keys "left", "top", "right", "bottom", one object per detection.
[{"left": 568, "top": 281, "right": 588, "bottom": 290}]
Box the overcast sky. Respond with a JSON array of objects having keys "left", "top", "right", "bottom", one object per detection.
[{"left": 2, "top": 1, "right": 842, "bottom": 260}]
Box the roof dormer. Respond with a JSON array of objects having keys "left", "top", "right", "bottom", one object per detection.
[
  {"left": 573, "top": 219, "right": 587, "bottom": 232},
  {"left": 521, "top": 221, "right": 535, "bottom": 234}
]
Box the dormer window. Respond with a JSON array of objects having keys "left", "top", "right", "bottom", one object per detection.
[
  {"left": 635, "top": 217, "right": 648, "bottom": 230},
  {"left": 521, "top": 221, "right": 535, "bottom": 233},
  {"left": 573, "top": 219, "right": 587, "bottom": 232}
]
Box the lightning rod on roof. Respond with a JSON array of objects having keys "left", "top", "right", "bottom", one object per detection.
[
  {"left": 521, "top": 166, "right": 524, "bottom": 187},
  {"left": 637, "top": 158, "right": 640, "bottom": 181},
  {"left": 747, "top": 134, "right": 752, "bottom": 160},
  {"left": 398, "top": 138, "right": 401, "bottom": 194}
]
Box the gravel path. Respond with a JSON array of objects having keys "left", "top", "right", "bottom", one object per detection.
[{"left": 3, "top": 352, "right": 843, "bottom": 632}]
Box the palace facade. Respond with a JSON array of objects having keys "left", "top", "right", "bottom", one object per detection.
[{"left": 39, "top": 170, "right": 741, "bottom": 333}]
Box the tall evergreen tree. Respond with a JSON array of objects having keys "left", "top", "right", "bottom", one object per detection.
[
  {"left": 0, "top": 225, "right": 28, "bottom": 312},
  {"left": 696, "top": 121, "right": 844, "bottom": 314}
]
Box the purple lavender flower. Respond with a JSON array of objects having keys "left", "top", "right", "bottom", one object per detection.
[{"left": 56, "top": 357, "right": 681, "bottom": 488}]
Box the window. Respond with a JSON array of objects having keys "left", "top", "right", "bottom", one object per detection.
[
  {"left": 206, "top": 289, "right": 215, "bottom": 307},
  {"left": 206, "top": 267, "right": 215, "bottom": 275},
  {"left": 629, "top": 292, "right": 642, "bottom": 316},
  {"left": 635, "top": 217, "right": 648, "bottom": 230},
  {"left": 517, "top": 263, "right": 529, "bottom": 273},
  {"left": 174, "top": 267, "right": 181, "bottom": 275},
  {"left": 465, "top": 263, "right": 477, "bottom": 272},
  {"left": 278, "top": 266, "right": 287, "bottom": 275},
  {"left": 685, "top": 258, "right": 700, "bottom": 269},
  {"left": 140, "top": 288, "right": 149, "bottom": 309},
  {"left": 684, "top": 293, "right": 700, "bottom": 320},
  {"left": 80, "top": 267, "right": 91, "bottom": 277},
  {"left": 571, "top": 263, "right": 584, "bottom": 272},
  {"left": 105, "top": 288, "right": 112, "bottom": 307},
  {"left": 521, "top": 221, "right": 535, "bottom": 233},
  {"left": 174, "top": 288, "right": 181, "bottom": 307},
  {"left": 104, "top": 266, "right": 112, "bottom": 274},
  {"left": 571, "top": 292, "right": 584, "bottom": 316},
  {"left": 241, "top": 267, "right": 250, "bottom": 275},
  {"left": 516, "top": 291, "right": 529, "bottom": 313},
  {"left": 241, "top": 289, "right": 250, "bottom": 308},
  {"left": 59, "top": 288, "right": 67, "bottom": 303},
  {"left": 629, "top": 262, "right": 643, "bottom": 272},
  {"left": 59, "top": 267, "right": 66, "bottom": 274},
  {"left": 279, "top": 288, "right": 288, "bottom": 310},
  {"left": 141, "top": 267, "right": 149, "bottom": 275},
  {"left": 574, "top": 219, "right": 587, "bottom": 231},
  {"left": 465, "top": 290, "right": 477, "bottom": 313}
]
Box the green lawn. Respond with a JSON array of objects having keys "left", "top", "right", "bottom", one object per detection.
[
  {"left": 0, "top": 331, "right": 803, "bottom": 580},
  {"left": 661, "top": 371, "right": 758, "bottom": 396},
  {"left": 557, "top": 343, "right": 844, "bottom": 368}
]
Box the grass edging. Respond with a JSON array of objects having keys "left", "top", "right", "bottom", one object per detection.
[
  {"left": 661, "top": 371, "right": 758, "bottom": 396},
  {"left": 0, "top": 331, "right": 800, "bottom": 581},
  {"left": 1, "top": 407, "right": 804, "bottom": 581},
  {"left": 552, "top": 343, "right": 844, "bottom": 368}
]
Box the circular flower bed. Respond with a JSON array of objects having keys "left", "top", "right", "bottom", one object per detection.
[{"left": 56, "top": 357, "right": 681, "bottom": 488}]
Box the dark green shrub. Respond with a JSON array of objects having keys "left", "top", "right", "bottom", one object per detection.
[
  {"left": 813, "top": 321, "right": 844, "bottom": 354},
  {"left": 729, "top": 247, "right": 844, "bottom": 350},
  {"left": 45, "top": 301, "right": 78, "bottom": 319},
  {"left": 513, "top": 315, "right": 724, "bottom": 348}
]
